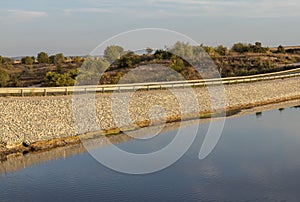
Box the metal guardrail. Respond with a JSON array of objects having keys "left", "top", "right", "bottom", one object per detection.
[{"left": 1, "top": 67, "right": 300, "bottom": 96}]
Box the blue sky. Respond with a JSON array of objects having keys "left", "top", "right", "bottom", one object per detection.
[{"left": 1, "top": 0, "right": 300, "bottom": 56}]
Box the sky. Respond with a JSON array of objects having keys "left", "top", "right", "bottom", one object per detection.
[{"left": 1, "top": 0, "right": 300, "bottom": 57}]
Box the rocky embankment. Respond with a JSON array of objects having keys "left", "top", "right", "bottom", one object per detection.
[{"left": 0, "top": 77, "right": 299, "bottom": 156}]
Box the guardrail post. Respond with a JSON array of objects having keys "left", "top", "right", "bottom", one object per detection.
[
  {"left": 44, "top": 89, "right": 47, "bottom": 96},
  {"left": 85, "top": 88, "right": 87, "bottom": 94},
  {"left": 102, "top": 87, "right": 104, "bottom": 93},
  {"left": 21, "top": 89, "right": 24, "bottom": 97},
  {"left": 65, "top": 88, "right": 68, "bottom": 95}
]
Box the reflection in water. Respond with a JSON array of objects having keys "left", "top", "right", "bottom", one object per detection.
[
  {"left": 0, "top": 118, "right": 210, "bottom": 175},
  {"left": 255, "top": 111, "right": 262, "bottom": 118},
  {"left": 279, "top": 108, "right": 285, "bottom": 114},
  {"left": 0, "top": 105, "right": 300, "bottom": 201},
  {"left": 0, "top": 144, "right": 86, "bottom": 175}
]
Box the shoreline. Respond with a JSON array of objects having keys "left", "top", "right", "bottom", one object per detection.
[
  {"left": 0, "top": 77, "right": 300, "bottom": 160},
  {"left": 0, "top": 98, "right": 300, "bottom": 174},
  {"left": 1, "top": 96, "right": 300, "bottom": 161}
]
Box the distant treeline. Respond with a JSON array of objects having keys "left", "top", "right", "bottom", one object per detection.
[{"left": 0, "top": 42, "right": 299, "bottom": 87}]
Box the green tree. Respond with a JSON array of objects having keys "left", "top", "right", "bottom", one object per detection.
[
  {"left": 232, "top": 42, "right": 269, "bottom": 54},
  {"left": 154, "top": 50, "right": 172, "bottom": 60},
  {"left": 0, "top": 56, "right": 2, "bottom": 64},
  {"left": 232, "top": 43, "right": 250, "bottom": 53},
  {"left": 76, "top": 58, "right": 110, "bottom": 85},
  {"left": 37, "top": 52, "right": 49, "bottom": 63},
  {"left": 169, "top": 41, "right": 193, "bottom": 59},
  {"left": 170, "top": 55, "right": 185, "bottom": 72},
  {"left": 104, "top": 45, "right": 124, "bottom": 63},
  {"left": 42, "top": 69, "right": 78, "bottom": 87},
  {"left": 54, "top": 53, "right": 65, "bottom": 65},
  {"left": 80, "top": 58, "right": 109, "bottom": 73},
  {"left": 118, "top": 52, "right": 141, "bottom": 68},
  {"left": 0, "top": 69, "right": 10, "bottom": 87},
  {"left": 192, "top": 45, "right": 205, "bottom": 55},
  {"left": 215, "top": 45, "right": 228, "bottom": 56},
  {"left": 252, "top": 42, "right": 269, "bottom": 53},
  {"left": 2, "top": 57, "right": 13, "bottom": 65},
  {"left": 202, "top": 46, "right": 216, "bottom": 57},
  {"left": 255, "top": 42, "right": 262, "bottom": 48},
  {"left": 277, "top": 45, "right": 286, "bottom": 54},
  {"left": 73, "top": 56, "right": 82, "bottom": 63},
  {"left": 146, "top": 47, "right": 153, "bottom": 54},
  {"left": 21, "top": 56, "right": 33, "bottom": 65},
  {"left": 49, "top": 55, "right": 55, "bottom": 64}
]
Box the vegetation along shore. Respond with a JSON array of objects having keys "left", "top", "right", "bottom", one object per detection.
[
  {"left": 0, "top": 42, "right": 299, "bottom": 87},
  {"left": 0, "top": 76, "right": 299, "bottom": 159},
  {"left": 0, "top": 42, "right": 300, "bottom": 159}
]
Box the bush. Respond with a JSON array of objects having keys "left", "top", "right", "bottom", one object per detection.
[
  {"left": 232, "top": 42, "right": 269, "bottom": 54},
  {"left": 215, "top": 45, "right": 228, "bottom": 56},
  {"left": 9, "top": 74, "right": 22, "bottom": 87},
  {"left": 232, "top": 43, "right": 250, "bottom": 53},
  {"left": 42, "top": 70, "right": 78, "bottom": 87},
  {"left": 154, "top": 50, "right": 172, "bottom": 60},
  {"left": 0, "top": 69, "right": 10, "bottom": 87},
  {"left": 37, "top": 52, "right": 50, "bottom": 63},
  {"left": 104, "top": 45, "right": 124, "bottom": 63},
  {"left": 118, "top": 52, "right": 141, "bottom": 68},
  {"left": 170, "top": 56, "right": 185, "bottom": 72},
  {"left": 277, "top": 45, "right": 286, "bottom": 54},
  {"left": 21, "top": 56, "right": 33, "bottom": 65},
  {"left": 54, "top": 53, "right": 65, "bottom": 65},
  {"left": 2, "top": 57, "right": 13, "bottom": 65}
]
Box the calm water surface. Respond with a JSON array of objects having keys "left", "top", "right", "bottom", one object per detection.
[{"left": 1, "top": 107, "right": 300, "bottom": 202}]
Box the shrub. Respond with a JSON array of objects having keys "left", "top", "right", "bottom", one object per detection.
[
  {"left": 21, "top": 56, "right": 33, "bottom": 65},
  {"left": 0, "top": 69, "right": 10, "bottom": 87},
  {"left": 42, "top": 69, "right": 78, "bottom": 87}
]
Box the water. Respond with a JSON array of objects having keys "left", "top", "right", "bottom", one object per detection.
[{"left": 1, "top": 107, "right": 300, "bottom": 201}]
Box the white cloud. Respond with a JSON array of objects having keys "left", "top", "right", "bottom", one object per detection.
[
  {"left": 80, "top": 0, "right": 300, "bottom": 18},
  {"left": 63, "top": 8, "right": 113, "bottom": 16},
  {"left": 61, "top": 0, "right": 300, "bottom": 19},
  {"left": 0, "top": 10, "right": 48, "bottom": 24},
  {"left": 149, "top": 0, "right": 300, "bottom": 18},
  {"left": 8, "top": 10, "right": 48, "bottom": 19}
]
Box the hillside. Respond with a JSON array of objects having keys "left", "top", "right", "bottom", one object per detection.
[{"left": 0, "top": 43, "right": 300, "bottom": 87}]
